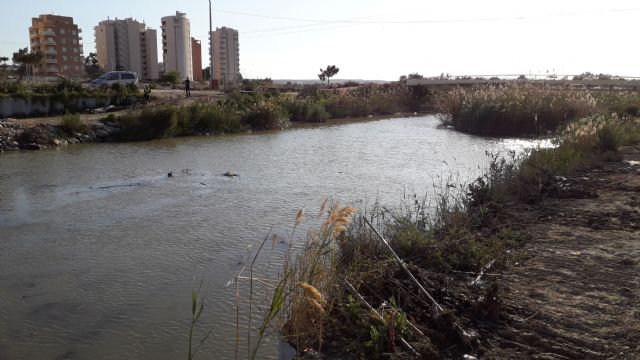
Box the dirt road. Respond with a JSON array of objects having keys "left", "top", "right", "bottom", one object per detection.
[{"left": 486, "top": 146, "right": 640, "bottom": 359}]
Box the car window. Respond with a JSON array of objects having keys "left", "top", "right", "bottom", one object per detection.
[
  {"left": 122, "top": 73, "right": 136, "bottom": 80},
  {"left": 106, "top": 73, "right": 119, "bottom": 80}
]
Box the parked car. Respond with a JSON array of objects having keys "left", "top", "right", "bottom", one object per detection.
[{"left": 91, "top": 71, "right": 138, "bottom": 88}]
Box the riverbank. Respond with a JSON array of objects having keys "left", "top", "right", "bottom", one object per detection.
[
  {"left": 255, "top": 114, "right": 640, "bottom": 359},
  {"left": 0, "top": 110, "right": 422, "bottom": 152},
  {"left": 0, "top": 85, "right": 428, "bottom": 152}
]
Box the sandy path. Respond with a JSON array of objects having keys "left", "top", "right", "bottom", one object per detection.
[{"left": 487, "top": 146, "right": 640, "bottom": 359}]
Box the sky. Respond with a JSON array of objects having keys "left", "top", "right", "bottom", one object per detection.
[{"left": 2, "top": 0, "right": 639, "bottom": 81}]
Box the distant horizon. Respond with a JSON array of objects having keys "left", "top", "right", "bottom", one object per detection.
[{"left": 2, "top": 0, "right": 639, "bottom": 81}]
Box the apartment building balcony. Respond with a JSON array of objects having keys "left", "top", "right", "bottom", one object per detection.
[
  {"left": 45, "top": 49, "right": 57, "bottom": 55},
  {"left": 46, "top": 67, "right": 59, "bottom": 73},
  {"left": 31, "top": 40, "right": 41, "bottom": 46},
  {"left": 44, "top": 40, "right": 56, "bottom": 45},
  {"left": 45, "top": 58, "right": 58, "bottom": 64},
  {"left": 44, "top": 31, "right": 56, "bottom": 36}
]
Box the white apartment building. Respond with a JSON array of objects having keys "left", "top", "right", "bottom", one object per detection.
[
  {"left": 94, "top": 18, "right": 158, "bottom": 80},
  {"left": 210, "top": 26, "right": 240, "bottom": 88},
  {"left": 161, "top": 11, "right": 192, "bottom": 80}
]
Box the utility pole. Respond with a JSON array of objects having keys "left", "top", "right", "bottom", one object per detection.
[{"left": 209, "top": 0, "right": 214, "bottom": 90}]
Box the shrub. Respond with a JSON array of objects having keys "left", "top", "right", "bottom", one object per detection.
[
  {"left": 187, "top": 103, "right": 244, "bottom": 134},
  {"left": 110, "top": 83, "right": 123, "bottom": 92},
  {"left": 61, "top": 113, "right": 87, "bottom": 135},
  {"left": 280, "top": 97, "right": 330, "bottom": 122},
  {"left": 115, "top": 106, "right": 178, "bottom": 140},
  {"left": 597, "top": 125, "right": 621, "bottom": 153},
  {"left": 243, "top": 102, "right": 289, "bottom": 130},
  {"left": 160, "top": 71, "right": 181, "bottom": 84},
  {"left": 56, "top": 78, "right": 83, "bottom": 93}
]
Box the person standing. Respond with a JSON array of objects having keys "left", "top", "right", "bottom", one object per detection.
[
  {"left": 185, "top": 77, "right": 191, "bottom": 98},
  {"left": 143, "top": 83, "right": 151, "bottom": 102}
]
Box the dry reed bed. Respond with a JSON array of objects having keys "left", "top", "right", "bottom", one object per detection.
[{"left": 434, "top": 83, "right": 600, "bottom": 136}]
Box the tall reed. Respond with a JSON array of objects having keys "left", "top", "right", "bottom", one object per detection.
[{"left": 434, "top": 83, "right": 598, "bottom": 136}]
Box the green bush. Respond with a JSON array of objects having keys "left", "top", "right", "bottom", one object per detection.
[
  {"left": 243, "top": 102, "right": 289, "bottom": 130},
  {"left": 597, "top": 125, "right": 621, "bottom": 153},
  {"left": 61, "top": 113, "right": 87, "bottom": 135},
  {"left": 280, "top": 97, "right": 330, "bottom": 122},
  {"left": 187, "top": 103, "right": 244, "bottom": 134},
  {"left": 115, "top": 106, "right": 178, "bottom": 140}
]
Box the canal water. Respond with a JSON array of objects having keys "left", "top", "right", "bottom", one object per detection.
[{"left": 0, "top": 116, "right": 547, "bottom": 359}]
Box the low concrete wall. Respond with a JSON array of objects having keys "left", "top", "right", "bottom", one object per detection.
[{"left": 0, "top": 96, "right": 140, "bottom": 118}]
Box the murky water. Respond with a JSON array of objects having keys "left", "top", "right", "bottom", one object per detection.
[{"left": 0, "top": 116, "right": 547, "bottom": 359}]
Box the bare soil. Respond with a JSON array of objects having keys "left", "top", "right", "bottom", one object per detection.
[{"left": 484, "top": 146, "right": 640, "bottom": 359}]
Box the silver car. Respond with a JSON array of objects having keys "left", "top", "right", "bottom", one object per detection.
[{"left": 91, "top": 71, "right": 139, "bottom": 88}]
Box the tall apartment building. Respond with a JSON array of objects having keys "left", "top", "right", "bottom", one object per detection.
[
  {"left": 94, "top": 18, "right": 159, "bottom": 80},
  {"left": 29, "top": 14, "right": 84, "bottom": 80},
  {"left": 161, "top": 11, "right": 192, "bottom": 80},
  {"left": 210, "top": 27, "right": 240, "bottom": 88},
  {"left": 191, "top": 38, "right": 202, "bottom": 81}
]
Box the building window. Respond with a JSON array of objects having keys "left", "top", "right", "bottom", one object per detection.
[
  {"left": 73, "top": 48, "right": 78, "bottom": 53},
  {"left": 63, "top": 55, "right": 68, "bottom": 61},
  {"left": 62, "top": 47, "right": 67, "bottom": 53},
  {"left": 60, "top": 29, "right": 65, "bottom": 35},
  {"left": 61, "top": 38, "right": 66, "bottom": 44},
  {"left": 72, "top": 30, "right": 77, "bottom": 35},
  {"left": 64, "top": 65, "right": 69, "bottom": 70},
  {"left": 72, "top": 39, "right": 77, "bottom": 45}
]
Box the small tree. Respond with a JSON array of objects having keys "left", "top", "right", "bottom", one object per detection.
[
  {"left": 318, "top": 65, "right": 339, "bottom": 86},
  {"left": 84, "top": 52, "right": 104, "bottom": 79},
  {"left": 12, "top": 48, "right": 43, "bottom": 82}
]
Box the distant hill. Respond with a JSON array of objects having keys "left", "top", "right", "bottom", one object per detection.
[{"left": 272, "top": 79, "right": 392, "bottom": 85}]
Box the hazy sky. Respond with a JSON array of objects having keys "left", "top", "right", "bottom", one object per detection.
[{"left": 2, "top": 0, "right": 639, "bottom": 80}]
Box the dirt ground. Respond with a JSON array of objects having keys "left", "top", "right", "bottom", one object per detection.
[{"left": 484, "top": 146, "right": 640, "bottom": 359}]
